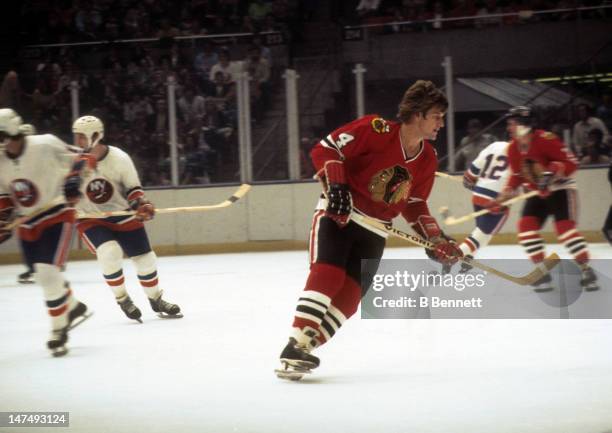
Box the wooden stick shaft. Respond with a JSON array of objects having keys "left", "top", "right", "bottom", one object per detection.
[
  {"left": 77, "top": 184, "right": 251, "bottom": 219},
  {"left": 435, "top": 171, "right": 462, "bottom": 182},
  {"left": 352, "top": 213, "right": 559, "bottom": 286},
  {"left": 445, "top": 190, "right": 538, "bottom": 225},
  {"left": 5, "top": 198, "right": 66, "bottom": 230}
]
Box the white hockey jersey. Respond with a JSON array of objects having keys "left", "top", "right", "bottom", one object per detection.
[
  {"left": 0, "top": 134, "right": 79, "bottom": 240},
  {"left": 465, "top": 141, "right": 510, "bottom": 206},
  {"left": 75, "top": 145, "right": 145, "bottom": 231}
]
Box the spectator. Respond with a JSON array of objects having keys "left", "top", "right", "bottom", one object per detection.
[
  {"left": 177, "top": 87, "right": 206, "bottom": 124},
  {"left": 475, "top": 0, "right": 503, "bottom": 27},
  {"left": 194, "top": 41, "right": 219, "bottom": 79},
  {"left": 208, "top": 48, "right": 236, "bottom": 83},
  {"left": 572, "top": 103, "right": 610, "bottom": 156},
  {"left": 596, "top": 91, "right": 612, "bottom": 131},
  {"left": 243, "top": 45, "right": 271, "bottom": 117},
  {"left": 580, "top": 128, "right": 610, "bottom": 165},
  {"left": 455, "top": 118, "right": 496, "bottom": 170},
  {"left": 252, "top": 33, "right": 272, "bottom": 64},
  {"left": 248, "top": 0, "right": 273, "bottom": 22}
]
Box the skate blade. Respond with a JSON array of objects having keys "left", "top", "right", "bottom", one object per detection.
[
  {"left": 50, "top": 347, "right": 68, "bottom": 357},
  {"left": 18, "top": 279, "right": 35, "bottom": 284},
  {"left": 534, "top": 286, "right": 554, "bottom": 293},
  {"left": 157, "top": 312, "right": 183, "bottom": 319},
  {"left": 68, "top": 311, "right": 94, "bottom": 331},
  {"left": 280, "top": 358, "right": 318, "bottom": 370},
  {"left": 584, "top": 284, "right": 600, "bottom": 292},
  {"left": 275, "top": 368, "right": 311, "bottom": 381},
  {"left": 130, "top": 317, "right": 143, "bottom": 323}
]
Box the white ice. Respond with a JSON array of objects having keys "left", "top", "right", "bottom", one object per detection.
[{"left": 1, "top": 244, "right": 612, "bottom": 433}]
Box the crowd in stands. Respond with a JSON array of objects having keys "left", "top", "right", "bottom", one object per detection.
[
  {"left": 345, "top": 0, "right": 610, "bottom": 29},
  {"left": 19, "top": 0, "right": 304, "bottom": 44}
]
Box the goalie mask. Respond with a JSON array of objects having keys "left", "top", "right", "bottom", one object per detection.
[
  {"left": 0, "top": 108, "right": 24, "bottom": 150},
  {"left": 72, "top": 115, "right": 104, "bottom": 150}
]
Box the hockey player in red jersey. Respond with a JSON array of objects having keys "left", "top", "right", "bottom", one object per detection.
[
  {"left": 275, "top": 81, "right": 463, "bottom": 380},
  {"left": 72, "top": 116, "right": 181, "bottom": 322},
  {"left": 0, "top": 108, "right": 95, "bottom": 356},
  {"left": 495, "top": 106, "right": 598, "bottom": 291}
]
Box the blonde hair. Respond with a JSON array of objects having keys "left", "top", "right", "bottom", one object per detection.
[{"left": 397, "top": 80, "right": 448, "bottom": 123}]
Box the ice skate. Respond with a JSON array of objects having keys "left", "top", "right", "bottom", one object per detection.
[
  {"left": 68, "top": 301, "right": 93, "bottom": 330},
  {"left": 18, "top": 270, "right": 35, "bottom": 284},
  {"left": 458, "top": 255, "right": 474, "bottom": 274},
  {"left": 47, "top": 327, "right": 68, "bottom": 357},
  {"left": 580, "top": 266, "right": 599, "bottom": 292},
  {"left": 118, "top": 296, "right": 143, "bottom": 323},
  {"left": 149, "top": 292, "right": 182, "bottom": 318},
  {"left": 275, "top": 337, "right": 320, "bottom": 381},
  {"left": 532, "top": 273, "right": 553, "bottom": 292}
]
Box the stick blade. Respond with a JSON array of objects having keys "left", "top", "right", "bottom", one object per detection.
[{"left": 229, "top": 184, "right": 252, "bottom": 202}]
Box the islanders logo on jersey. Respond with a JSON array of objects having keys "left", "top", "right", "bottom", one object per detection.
[
  {"left": 371, "top": 117, "right": 390, "bottom": 134},
  {"left": 86, "top": 178, "right": 114, "bottom": 204},
  {"left": 368, "top": 165, "right": 412, "bottom": 204},
  {"left": 9, "top": 179, "right": 39, "bottom": 207}
]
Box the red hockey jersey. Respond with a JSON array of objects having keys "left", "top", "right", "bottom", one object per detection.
[
  {"left": 310, "top": 114, "right": 438, "bottom": 224},
  {"left": 506, "top": 129, "right": 578, "bottom": 191}
]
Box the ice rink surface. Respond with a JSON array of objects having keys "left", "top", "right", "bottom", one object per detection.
[{"left": 1, "top": 244, "right": 612, "bottom": 433}]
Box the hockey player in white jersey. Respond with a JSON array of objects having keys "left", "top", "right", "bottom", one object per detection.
[
  {"left": 72, "top": 115, "right": 182, "bottom": 322},
  {"left": 0, "top": 108, "right": 92, "bottom": 357},
  {"left": 458, "top": 141, "right": 511, "bottom": 272}
]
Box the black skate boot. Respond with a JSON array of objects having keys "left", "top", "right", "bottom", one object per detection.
[
  {"left": 441, "top": 263, "right": 452, "bottom": 275},
  {"left": 276, "top": 337, "right": 320, "bottom": 381},
  {"left": 68, "top": 301, "right": 93, "bottom": 330},
  {"left": 118, "top": 296, "right": 143, "bottom": 323},
  {"left": 47, "top": 327, "right": 69, "bottom": 357},
  {"left": 580, "top": 266, "right": 599, "bottom": 292},
  {"left": 149, "top": 293, "right": 182, "bottom": 318},
  {"left": 458, "top": 255, "right": 474, "bottom": 274},
  {"left": 18, "top": 270, "right": 35, "bottom": 284},
  {"left": 532, "top": 273, "right": 554, "bottom": 292}
]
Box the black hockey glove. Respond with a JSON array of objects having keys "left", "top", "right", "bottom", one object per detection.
[
  {"left": 323, "top": 160, "right": 352, "bottom": 227},
  {"left": 63, "top": 173, "right": 82, "bottom": 205},
  {"left": 326, "top": 183, "right": 352, "bottom": 226}
]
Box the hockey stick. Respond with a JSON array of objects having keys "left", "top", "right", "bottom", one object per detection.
[
  {"left": 352, "top": 213, "right": 560, "bottom": 286},
  {"left": 77, "top": 183, "right": 252, "bottom": 219},
  {"left": 439, "top": 190, "right": 539, "bottom": 226},
  {"left": 4, "top": 197, "right": 67, "bottom": 231},
  {"left": 435, "top": 171, "right": 462, "bottom": 182}
]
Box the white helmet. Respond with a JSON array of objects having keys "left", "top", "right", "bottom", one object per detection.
[
  {"left": 72, "top": 115, "right": 104, "bottom": 149},
  {"left": 19, "top": 123, "right": 36, "bottom": 135},
  {"left": 0, "top": 108, "right": 24, "bottom": 137}
]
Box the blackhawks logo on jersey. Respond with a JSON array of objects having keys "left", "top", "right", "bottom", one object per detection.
[
  {"left": 371, "top": 117, "right": 390, "bottom": 134},
  {"left": 10, "top": 179, "right": 39, "bottom": 207},
  {"left": 86, "top": 178, "right": 114, "bottom": 204},
  {"left": 521, "top": 158, "right": 545, "bottom": 184},
  {"left": 368, "top": 165, "right": 412, "bottom": 204}
]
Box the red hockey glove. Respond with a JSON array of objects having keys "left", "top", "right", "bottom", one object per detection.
[
  {"left": 487, "top": 188, "right": 515, "bottom": 213},
  {"left": 430, "top": 236, "right": 464, "bottom": 265},
  {"left": 324, "top": 161, "right": 352, "bottom": 228},
  {"left": 537, "top": 161, "right": 564, "bottom": 198},
  {"left": 130, "top": 197, "right": 155, "bottom": 221},
  {"left": 463, "top": 172, "right": 476, "bottom": 191}
]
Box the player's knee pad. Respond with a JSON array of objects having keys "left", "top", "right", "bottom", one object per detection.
[
  {"left": 518, "top": 216, "right": 541, "bottom": 233},
  {"left": 96, "top": 241, "right": 124, "bottom": 275},
  {"left": 554, "top": 219, "right": 576, "bottom": 237},
  {"left": 131, "top": 251, "right": 157, "bottom": 275},
  {"left": 35, "top": 263, "right": 65, "bottom": 297}
]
